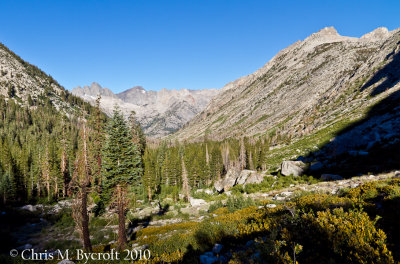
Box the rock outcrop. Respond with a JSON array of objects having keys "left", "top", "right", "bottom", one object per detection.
[{"left": 281, "top": 161, "right": 307, "bottom": 176}]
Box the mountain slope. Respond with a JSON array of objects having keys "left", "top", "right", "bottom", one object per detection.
[
  {"left": 0, "top": 42, "right": 100, "bottom": 204},
  {"left": 72, "top": 83, "right": 219, "bottom": 137},
  {"left": 0, "top": 42, "right": 90, "bottom": 114},
  {"left": 171, "top": 27, "right": 400, "bottom": 145}
]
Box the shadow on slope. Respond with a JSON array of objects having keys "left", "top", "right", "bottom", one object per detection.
[
  {"left": 305, "top": 44, "right": 400, "bottom": 178},
  {"left": 361, "top": 42, "right": 400, "bottom": 96},
  {"left": 127, "top": 202, "right": 170, "bottom": 241}
]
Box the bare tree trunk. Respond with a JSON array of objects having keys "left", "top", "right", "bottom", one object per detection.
[
  {"left": 147, "top": 185, "right": 152, "bottom": 201},
  {"left": 54, "top": 179, "right": 58, "bottom": 199},
  {"left": 249, "top": 151, "right": 254, "bottom": 170},
  {"left": 181, "top": 158, "right": 190, "bottom": 202},
  {"left": 70, "top": 122, "right": 93, "bottom": 252},
  {"left": 61, "top": 148, "right": 68, "bottom": 198},
  {"left": 240, "top": 137, "right": 246, "bottom": 170},
  {"left": 81, "top": 185, "right": 92, "bottom": 251},
  {"left": 117, "top": 185, "right": 127, "bottom": 249},
  {"left": 205, "top": 144, "right": 209, "bottom": 165}
]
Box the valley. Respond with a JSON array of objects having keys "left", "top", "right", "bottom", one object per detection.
[{"left": 0, "top": 25, "right": 400, "bottom": 264}]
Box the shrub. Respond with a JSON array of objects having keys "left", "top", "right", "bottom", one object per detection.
[
  {"left": 294, "top": 194, "right": 354, "bottom": 212},
  {"left": 226, "top": 195, "right": 256, "bottom": 212},
  {"left": 208, "top": 200, "right": 224, "bottom": 213},
  {"left": 300, "top": 208, "right": 393, "bottom": 263}
]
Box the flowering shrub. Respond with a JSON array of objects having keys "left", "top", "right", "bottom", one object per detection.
[
  {"left": 132, "top": 179, "right": 399, "bottom": 263},
  {"left": 300, "top": 208, "right": 393, "bottom": 263}
]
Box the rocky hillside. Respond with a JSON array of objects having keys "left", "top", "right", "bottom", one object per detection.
[
  {"left": 172, "top": 27, "right": 400, "bottom": 144},
  {"left": 72, "top": 82, "right": 219, "bottom": 137},
  {"left": 0, "top": 42, "right": 87, "bottom": 114}
]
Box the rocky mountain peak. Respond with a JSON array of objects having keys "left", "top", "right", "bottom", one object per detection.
[
  {"left": 315, "top": 26, "right": 339, "bottom": 36},
  {"left": 71, "top": 84, "right": 219, "bottom": 137},
  {"left": 361, "top": 27, "right": 390, "bottom": 41},
  {"left": 73, "top": 82, "right": 116, "bottom": 98}
]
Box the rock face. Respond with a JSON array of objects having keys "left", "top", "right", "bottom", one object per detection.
[
  {"left": 236, "top": 170, "right": 254, "bottom": 185},
  {"left": 281, "top": 161, "right": 307, "bottom": 176},
  {"left": 0, "top": 43, "right": 79, "bottom": 114},
  {"left": 245, "top": 172, "right": 265, "bottom": 185},
  {"left": 170, "top": 27, "right": 400, "bottom": 144},
  {"left": 71, "top": 83, "right": 219, "bottom": 137},
  {"left": 214, "top": 169, "right": 264, "bottom": 192}
]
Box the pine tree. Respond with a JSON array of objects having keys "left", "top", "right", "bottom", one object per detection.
[
  {"left": 143, "top": 148, "right": 155, "bottom": 201},
  {"left": 210, "top": 145, "right": 223, "bottom": 182},
  {"left": 128, "top": 111, "right": 146, "bottom": 156},
  {"left": 102, "top": 107, "right": 142, "bottom": 249},
  {"left": 60, "top": 116, "right": 69, "bottom": 198},
  {"left": 89, "top": 95, "right": 104, "bottom": 188}
]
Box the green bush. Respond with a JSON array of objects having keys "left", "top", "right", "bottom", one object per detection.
[
  {"left": 208, "top": 200, "right": 224, "bottom": 213},
  {"left": 226, "top": 195, "right": 256, "bottom": 212}
]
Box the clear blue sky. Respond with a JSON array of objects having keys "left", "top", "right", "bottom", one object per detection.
[{"left": 0, "top": 0, "right": 399, "bottom": 93}]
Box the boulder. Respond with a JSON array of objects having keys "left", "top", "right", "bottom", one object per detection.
[
  {"left": 189, "top": 198, "right": 207, "bottom": 207},
  {"left": 214, "top": 181, "right": 224, "bottom": 193},
  {"left": 213, "top": 169, "right": 240, "bottom": 192},
  {"left": 204, "top": 189, "right": 214, "bottom": 195},
  {"left": 196, "top": 189, "right": 214, "bottom": 195},
  {"left": 281, "top": 161, "right": 307, "bottom": 176},
  {"left": 214, "top": 169, "right": 266, "bottom": 192},
  {"left": 20, "top": 205, "right": 37, "bottom": 212},
  {"left": 236, "top": 170, "right": 253, "bottom": 185},
  {"left": 320, "top": 174, "right": 343, "bottom": 181},
  {"left": 280, "top": 191, "right": 293, "bottom": 197},
  {"left": 244, "top": 172, "right": 264, "bottom": 185}
]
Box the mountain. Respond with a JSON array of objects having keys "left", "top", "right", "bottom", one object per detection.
[
  {"left": 171, "top": 27, "right": 400, "bottom": 142},
  {"left": 71, "top": 83, "right": 219, "bottom": 137},
  {"left": 0, "top": 42, "right": 90, "bottom": 114}
]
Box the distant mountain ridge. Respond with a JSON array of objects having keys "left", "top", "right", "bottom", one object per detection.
[{"left": 71, "top": 83, "right": 219, "bottom": 137}]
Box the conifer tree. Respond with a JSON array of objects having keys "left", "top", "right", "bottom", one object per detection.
[
  {"left": 89, "top": 95, "right": 104, "bottom": 188},
  {"left": 60, "top": 116, "right": 69, "bottom": 198},
  {"left": 102, "top": 107, "right": 142, "bottom": 249},
  {"left": 143, "top": 148, "right": 156, "bottom": 201},
  {"left": 128, "top": 111, "right": 146, "bottom": 155}
]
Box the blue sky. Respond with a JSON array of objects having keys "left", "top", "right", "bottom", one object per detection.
[{"left": 0, "top": 0, "right": 399, "bottom": 93}]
